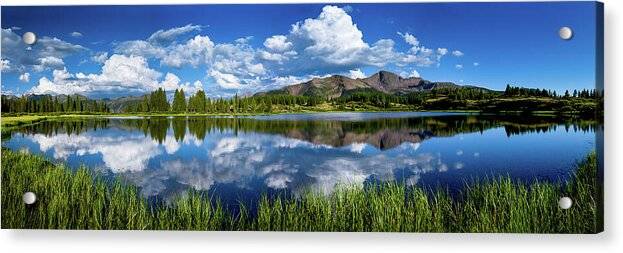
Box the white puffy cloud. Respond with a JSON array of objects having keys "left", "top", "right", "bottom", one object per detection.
[
  {"left": 10, "top": 5, "right": 465, "bottom": 98},
  {"left": 263, "top": 35, "right": 293, "bottom": 52},
  {"left": 367, "top": 39, "right": 398, "bottom": 67},
  {"left": 115, "top": 25, "right": 212, "bottom": 69},
  {"left": 113, "top": 25, "right": 264, "bottom": 93},
  {"left": 153, "top": 72, "right": 203, "bottom": 94},
  {"left": 180, "top": 80, "right": 204, "bottom": 95},
  {"left": 212, "top": 43, "right": 266, "bottom": 77},
  {"left": 473, "top": 62, "right": 480, "bottom": 66},
  {"left": 114, "top": 40, "right": 166, "bottom": 58},
  {"left": 161, "top": 35, "right": 214, "bottom": 68},
  {"left": 159, "top": 72, "right": 182, "bottom": 91},
  {"left": 408, "top": 69, "right": 420, "bottom": 78},
  {"left": 1, "top": 28, "right": 86, "bottom": 73},
  {"left": 398, "top": 32, "right": 419, "bottom": 46},
  {"left": 0, "top": 59, "right": 11, "bottom": 72},
  {"left": 91, "top": 52, "right": 109, "bottom": 64},
  {"left": 19, "top": 72, "right": 30, "bottom": 82},
  {"left": 208, "top": 70, "right": 242, "bottom": 89},
  {"left": 70, "top": 31, "right": 83, "bottom": 37},
  {"left": 348, "top": 68, "right": 366, "bottom": 79},
  {"left": 28, "top": 54, "right": 166, "bottom": 96},
  {"left": 452, "top": 50, "right": 464, "bottom": 57},
  {"left": 455, "top": 64, "right": 463, "bottom": 69},
  {"left": 96, "top": 54, "right": 162, "bottom": 88},
  {"left": 258, "top": 50, "right": 288, "bottom": 63},
  {"left": 395, "top": 31, "right": 447, "bottom": 68},
  {"left": 29, "top": 68, "right": 89, "bottom": 95},
  {"left": 36, "top": 36, "right": 87, "bottom": 58},
  {"left": 259, "top": 35, "right": 297, "bottom": 64},
  {"left": 34, "top": 56, "right": 65, "bottom": 71},
  {"left": 436, "top": 48, "right": 448, "bottom": 63},
  {"left": 289, "top": 5, "right": 368, "bottom": 66}
]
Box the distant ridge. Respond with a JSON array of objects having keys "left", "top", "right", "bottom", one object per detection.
[{"left": 259, "top": 70, "right": 489, "bottom": 99}]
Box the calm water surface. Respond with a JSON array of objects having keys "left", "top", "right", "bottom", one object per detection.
[{"left": 2, "top": 112, "right": 599, "bottom": 208}]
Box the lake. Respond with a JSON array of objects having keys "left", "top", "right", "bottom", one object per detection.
[{"left": 2, "top": 112, "right": 599, "bottom": 209}]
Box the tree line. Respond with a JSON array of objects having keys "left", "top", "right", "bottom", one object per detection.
[
  {"left": 504, "top": 84, "right": 601, "bottom": 99},
  {"left": 335, "top": 87, "right": 498, "bottom": 108},
  {"left": 1, "top": 94, "right": 109, "bottom": 114},
  {"left": 123, "top": 88, "right": 326, "bottom": 113},
  {"left": 1, "top": 84, "right": 602, "bottom": 115}
]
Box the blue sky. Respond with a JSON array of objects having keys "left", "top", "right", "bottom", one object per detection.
[{"left": 1, "top": 2, "right": 599, "bottom": 98}]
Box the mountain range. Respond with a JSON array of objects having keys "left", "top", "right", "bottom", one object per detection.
[
  {"left": 2, "top": 71, "right": 495, "bottom": 112},
  {"left": 261, "top": 70, "right": 488, "bottom": 99}
]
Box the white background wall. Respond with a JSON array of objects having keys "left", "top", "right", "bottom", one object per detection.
[{"left": 1, "top": 0, "right": 621, "bottom": 252}]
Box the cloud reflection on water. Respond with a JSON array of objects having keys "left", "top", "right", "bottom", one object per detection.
[
  {"left": 6, "top": 113, "right": 596, "bottom": 204},
  {"left": 25, "top": 128, "right": 450, "bottom": 197}
]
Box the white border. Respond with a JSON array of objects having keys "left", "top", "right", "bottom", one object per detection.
[{"left": 1, "top": 1, "right": 621, "bottom": 253}]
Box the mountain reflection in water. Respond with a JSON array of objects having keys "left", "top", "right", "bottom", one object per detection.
[{"left": 3, "top": 112, "right": 599, "bottom": 207}]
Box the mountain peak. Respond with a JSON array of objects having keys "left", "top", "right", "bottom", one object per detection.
[
  {"left": 263, "top": 70, "right": 461, "bottom": 99},
  {"left": 362, "top": 70, "right": 422, "bottom": 93}
]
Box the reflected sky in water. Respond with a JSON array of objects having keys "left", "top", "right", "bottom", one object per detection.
[{"left": 3, "top": 112, "right": 597, "bottom": 207}]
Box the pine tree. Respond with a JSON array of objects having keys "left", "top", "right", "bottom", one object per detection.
[
  {"left": 188, "top": 90, "right": 207, "bottom": 113},
  {"left": 172, "top": 89, "right": 187, "bottom": 112},
  {"left": 150, "top": 88, "right": 169, "bottom": 112}
]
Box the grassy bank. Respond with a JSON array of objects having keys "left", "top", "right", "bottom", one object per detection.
[
  {"left": 0, "top": 114, "right": 107, "bottom": 129},
  {"left": 0, "top": 115, "right": 49, "bottom": 128},
  {"left": 1, "top": 149, "right": 600, "bottom": 233}
]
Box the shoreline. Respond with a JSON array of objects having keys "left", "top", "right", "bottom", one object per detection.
[
  {"left": 0, "top": 109, "right": 599, "bottom": 128},
  {"left": 1, "top": 149, "right": 600, "bottom": 232}
]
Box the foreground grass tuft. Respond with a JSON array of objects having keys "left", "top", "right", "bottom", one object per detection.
[{"left": 1, "top": 149, "right": 600, "bottom": 233}]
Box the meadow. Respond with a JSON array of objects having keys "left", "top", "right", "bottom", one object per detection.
[{"left": 1, "top": 149, "right": 599, "bottom": 233}]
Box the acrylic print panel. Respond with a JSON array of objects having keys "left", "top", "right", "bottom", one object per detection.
[{"left": 0, "top": 2, "right": 604, "bottom": 233}]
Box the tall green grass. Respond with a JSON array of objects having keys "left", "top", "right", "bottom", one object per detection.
[{"left": 1, "top": 149, "right": 600, "bottom": 233}]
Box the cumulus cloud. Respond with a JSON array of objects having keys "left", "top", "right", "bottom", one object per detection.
[
  {"left": 452, "top": 50, "right": 464, "bottom": 57},
  {"left": 263, "top": 35, "right": 292, "bottom": 52},
  {"left": 126, "top": 6, "right": 456, "bottom": 95},
  {"left": 9, "top": 5, "right": 465, "bottom": 98},
  {"left": 34, "top": 56, "right": 65, "bottom": 71},
  {"left": 70, "top": 31, "right": 83, "bottom": 37},
  {"left": 455, "top": 64, "right": 463, "bottom": 69},
  {"left": 208, "top": 70, "right": 242, "bottom": 89},
  {"left": 290, "top": 5, "right": 368, "bottom": 65},
  {"left": 114, "top": 40, "right": 166, "bottom": 58},
  {"left": 19, "top": 72, "right": 30, "bottom": 82},
  {"left": 408, "top": 69, "right": 420, "bottom": 78},
  {"left": 473, "top": 62, "right": 479, "bottom": 66},
  {"left": 1, "top": 28, "right": 86, "bottom": 73},
  {"left": 0, "top": 59, "right": 11, "bottom": 72},
  {"left": 161, "top": 35, "right": 215, "bottom": 68},
  {"left": 395, "top": 31, "right": 448, "bottom": 67},
  {"left": 36, "top": 36, "right": 88, "bottom": 58},
  {"left": 91, "top": 52, "right": 109, "bottom": 64},
  {"left": 28, "top": 54, "right": 175, "bottom": 97},
  {"left": 154, "top": 72, "right": 203, "bottom": 95},
  {"left": 348, "top": 68, "right": 366, "bottom": 79},
  {"left": 159, "top": 72, "right": 182, "bottom": 91},
  {"left": 398, "top": 32, "right": 419, "bottom": 46}
]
